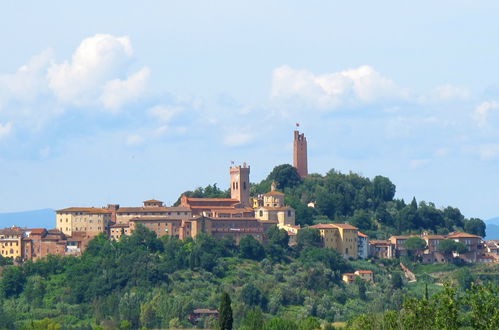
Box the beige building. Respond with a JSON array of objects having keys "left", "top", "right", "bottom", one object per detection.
[
  {"left": 0, "top": 228, "right": 24, "bottom": 260},
  {"left": 254, "top": 182, "right": 295, "bottom": 228},
  {"left": 56, "top": 207, "right": 112, "bottom": 237},
  {"left": 309, "top": 223, "right": 359, "bottom": 258},
  {"left": 115, "top": 200, "right": 192, "bottom": 224}
]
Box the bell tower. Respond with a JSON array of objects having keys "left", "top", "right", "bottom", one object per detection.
[
  {"left": 230, "top": 163, "right": 250, "bottom": 207},
  {"left": 293, "top": 128, "right": 308, "bottom": 178}
]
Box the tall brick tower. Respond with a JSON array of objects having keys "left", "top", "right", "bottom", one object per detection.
[
  {"left": 293, "top": 129, "right": 308, "bottom": 178},
  {"left": 230, "top": 163, "right": 250, "bottom": 207}
]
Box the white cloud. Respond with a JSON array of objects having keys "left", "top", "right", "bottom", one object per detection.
[
  {"left": 0, "top": 49, "right": 52, "bottom": 105},
  {"left": 420, "top": 84, "right": 471, "bottom": 103},
  {"left": 100, "top": 67, "right": 150, "bottom": 111},
  {"left": 126, "top": 134, "right": 144, "bottom": 146},
  {"left": 148, "top": 105, "right": 184, "bottom": 123},
  {"left": 472, "top": 101, "right": 499, "bottom": 127},
  {"left": 223, "top": 132, "right": 254, "bottom": 147},
  {"left": 0, "top": 122, "right": 13, "bottom": 140},
  {"left": 478, "top": 143, "right": 499, "bottom": 160},
  {"left": 271, "top": 65, "right": 409, "bottom": 109},
  {"left": 47, "top": 34, "right": 146, "bottom": 109}
]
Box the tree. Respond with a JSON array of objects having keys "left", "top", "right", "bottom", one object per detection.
[
  {"left": 404, "top": 237, "right": 427, "bottom": 261},
  {"left": 455, "top": 268, "right": 474, "bottom": 290},
  {"left": 296, "top": 228, "right": 322, "bottom": 249},
  {"left": 373, "top": 175, "right": 396, "bottom": 202},
  {"left": 464, "top": 218, "right": 486, "bottom": 237},
  {"left": 266, "top": 164, "right": 302, "bottom": 190},
  {"left": 267, "top": 225, "right": 289, "bottom": 248},
  {"left": 391, "top": 272, "right": 403, "bottom": 290},
  {"left": 438, "top": 239, "right": 468, "bottom": 261},
  {"left": 239, "top": 235, "right": 266, "bottom": 260},
  {"left": 240, "top": 308, "right": 264, "bottom": 330},
  {"left": 219, "top": 292, "right": 233, "bottom": 330},
  {"left": 241, "top": 283, "right": 265, "bottom": 307}
]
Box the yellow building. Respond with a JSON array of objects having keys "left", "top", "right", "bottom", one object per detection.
[
  {"left": 56, "top": 207, "right": 112, "bottom": 237},
  {"left": 309, "top": 223, "right": 359, "bottom": 258},
  {"left": 0, "top": 228, "right": 24, "bottom": 260},
  {"left": 254, "top": 182, "right": 296, "bottom": 228}
]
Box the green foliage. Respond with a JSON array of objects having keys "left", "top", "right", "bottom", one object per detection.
[
  {"left": 219, "top": 292, "right": 233, "bottom": 330},
  {"left": 296, "top": 228, "right": 322, "bottom": 250},
  {"left": 438, "top": 239, "right": 468, "bottom": 257},
  {"left": 239, "top": 235, "right": 266, "bottom": 261},
  {"left": 464, "top": 218, "right": 486, "bottom": 237},
  {"left": 266, "top": 164, "right": 303, "bottom": 190},
  {"left": 174, "top": 183, "right": 230, "bottom": 206}
]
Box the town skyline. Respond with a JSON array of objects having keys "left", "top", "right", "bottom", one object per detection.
[{"left": 1, "top": 2, "right": 499, "bottom": 221}]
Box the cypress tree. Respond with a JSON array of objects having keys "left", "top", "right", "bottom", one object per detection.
[{"left": 219, "top": 292, "right": 233, "bottom": 330}]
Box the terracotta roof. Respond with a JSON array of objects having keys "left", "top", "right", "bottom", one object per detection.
[
  {"left": 423, "top": 235, "right": 445, "bottom": 239},
  {"left": 447, "top": 232, "right": 482, "bottom": 239},
  {"left": 287, "top": 232, "right": 297, "bottom": 236},
  {"left": 117, "top": 207, "right": 191, "bottom": 213},
  {"left": 264, "top": 191, "right": 285, "bottom": 196},
  {"left": 479, "top": 255, "right": 495, "bottom": 259},
  {"left": 57, "top": 207, "right": 111, "bottom": 214},
  {"left": 143, "top": 199, "right": 163, "bottom": 203},
  {"left": 358, "top": 232, "right": 368, "bottom": 238},
  {"left": 331, "top": 223, "right": 358, "bottom": 230},
  {"left": 309, "top": 224, "right": 337, "bottom": 230},
  {"left": 389, "top": 235, "right": 411, "bottom": 240},
  {"left": 0, "top": 228, "right": 23, "bottom": 236},
  {"left": 356, "top": 270, "right": 373, "bottom": 274},
  {"left": 28, "top": 228, "right": 47, "bottom": 235}
]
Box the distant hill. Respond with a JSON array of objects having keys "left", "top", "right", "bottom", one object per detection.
[
  {"left": 485, "top": 217, "right": 499, "bottom": 240},
  {"left": 0, "top": 209, "right": 54, "bottom": 229}
]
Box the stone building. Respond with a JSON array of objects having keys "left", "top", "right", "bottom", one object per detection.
[
  {"left": 293, "top": 129, "right": 308, "bottom": 178},
  {"left": 0, "top": 227, "right": 24, "bottom": 260},
  {"left": 308, "top": 223, "right": 359, "bottom": 258},
  {"left": 254, "top": 182, "right": 295, "bottom": 228},
  {"left": 56, "top": 207, "right": 112, "bottom": 237}
]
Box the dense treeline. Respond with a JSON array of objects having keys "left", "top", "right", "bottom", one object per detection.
[
  {"left": 250, "top": 164, "right": 486, "bottom": 238},
  {"left": 1, "top": 225, "right": 497, "bottom": 329},
  {"left": 0, "top": 225, "right": 359, "bottom": 328}
]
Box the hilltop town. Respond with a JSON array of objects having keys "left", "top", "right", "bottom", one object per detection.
[{"left": 2, "top": 129, "right": 498, "bottom": 269}]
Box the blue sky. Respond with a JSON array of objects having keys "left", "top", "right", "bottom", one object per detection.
[{"left": 1, "top": 1, "right": 499, "bottom": 220}]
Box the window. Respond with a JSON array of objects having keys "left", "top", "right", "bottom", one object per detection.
[
  {"left": 259, "top": 210, "right": 263, "bottom": 217},
  {"left": 243, "top": 182, "right": 246, "bottom": 190}
]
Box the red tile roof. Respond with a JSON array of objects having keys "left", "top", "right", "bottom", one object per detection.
[
  {"left": 57, "top": 207, "right": 111, "bottom": 214},
  {"left": 358, "top": 232, "right": 368, "bottom": 238},
  {"left": 356, "top": 270, "right": 373, "bottom": 274},
  {"left": 447, "top": 232, "right": 482, "bottom": 239},
  {"left": 143, "top": 199, "right": 163, "bottom": 203}
]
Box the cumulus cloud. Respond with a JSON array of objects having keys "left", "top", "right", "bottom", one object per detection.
[
  {"left": 472, "top": 101, "right": 499, "bottom": 127},
  {"left": 47, "top": 34, "right": 147, "bottom": 110},
  {"left": 271, "top": 65, "right": 409, "bottom": 109},
  {"left": 0, "top": 122, "right": 13, "bottom": 140},
  {"left": 100, "top": 67, "right": 150, "bottom": 111},
  {"left": 148, "top": 105, "right": 184, "bottom": 123},
  {"left": 0, "top": 50, "right": 52, "bottom": 105}
]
